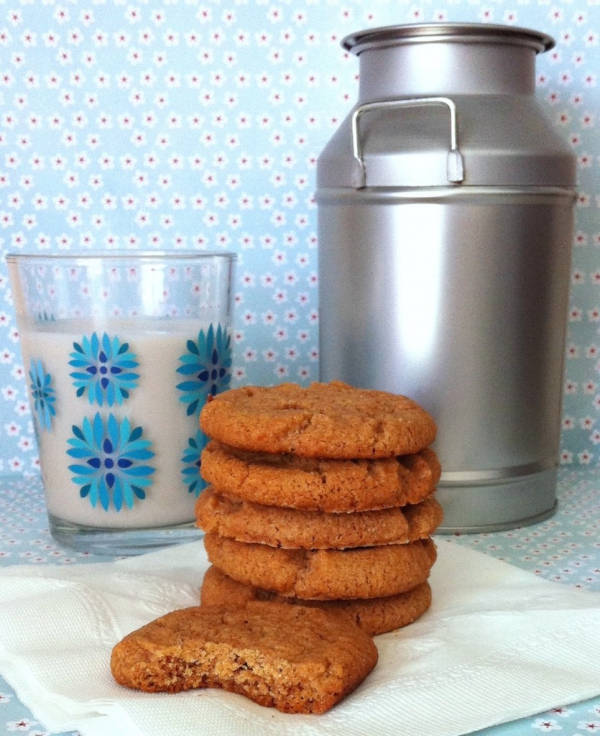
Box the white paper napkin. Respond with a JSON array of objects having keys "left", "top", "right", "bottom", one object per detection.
[{"left": 1, "top": 538, "right": 600, "bottom": 736}]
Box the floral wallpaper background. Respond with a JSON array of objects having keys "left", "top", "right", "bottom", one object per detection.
[{"left": 0, "top": 0, "right": 598, "bottom": 475}]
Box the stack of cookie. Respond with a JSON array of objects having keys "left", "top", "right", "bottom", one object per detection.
[{"left": 196, "top": 380, "right": 443, "bottom": 636}]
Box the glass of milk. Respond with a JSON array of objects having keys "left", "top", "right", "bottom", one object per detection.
[{"left": 7, "top": 251, "right": 235, "bottom": 555}]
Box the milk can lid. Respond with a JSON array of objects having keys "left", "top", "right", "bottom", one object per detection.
[{"left": 342, "top": 22, "right": 555, "bottom": 56}]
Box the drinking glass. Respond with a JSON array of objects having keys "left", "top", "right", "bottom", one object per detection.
[{"left": 7, "top": 251, "right": 235, "bottom": 555}]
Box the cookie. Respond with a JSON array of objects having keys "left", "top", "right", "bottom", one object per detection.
[
  {"left": 200, "top": 381, "right": 437, "bottom": 458},
  {"left": 196, "top": 488, "right": 443, "bottom": 549},
  {"left": 201, "top": 566, "right": 432, "bottom": 636},
  {"left": 201, "top": 441, "right": 441, "bottom": 512},
  {"left": 204, "top": 532, "right": 437, "bottom": 600},
  {"left": 111, "top": 602, "right": 378, "bottom": 714}
]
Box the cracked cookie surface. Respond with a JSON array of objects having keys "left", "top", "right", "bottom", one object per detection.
[
  {"left": 201, "top": 567, "right": 433, "bottom": 636},
  {"left": 199, "top": 381, "right": 437, "bottom": 458},
  {"left": 196, "top": 488, "right": 443, "bottom": 549},
  {"left": 204, "top": 533, "right": 437, "bottom": 600},
  {"left": 200, "top": 441, "right": 441, "bottom": 512}
]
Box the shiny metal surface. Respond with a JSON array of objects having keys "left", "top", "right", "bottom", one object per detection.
[
  {"left": 317, "top": 23, "right": 576, "bottom": 531},
  {"left": 436, "top": 469, "right": 559, "bottom": 534},
  {"left": 351, "top": 97, "right": 464, "bottom": 188},
  {"left": 440, "top": 458, "right": 557, "bottom": 484},
  {"left": 318, "top": 188, "right": 574, "bottom": 531},
  {"left": 318, "top": 95, "right": 576, "bottom": 188},
  {"left": 344, "top": 23, "right": 553, "bottom": 100},
  {"left": 318, "top": 189, "right": 573, "bottom": 458},
  {"left": 342, "top": 22, "right": 555, "bottom": 55}
]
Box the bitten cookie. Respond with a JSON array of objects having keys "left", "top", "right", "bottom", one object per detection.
[
  {"left": 200, "top": 381, "right": 437, "bottom": 458},
  {"left": 196, "top": 489, "right": 443, "bottom": 549},
  {"left": 204, "top": 532, "right": 437, "bottom": 600},
  {"left": 201, "top": 566, "right": 433, "bottom": 636},
  {"left": 200, "top": 441, "right": 441, "bottom": 512},
  {"left": 110, "top": 602, "right": 378, "bottom": 714}
]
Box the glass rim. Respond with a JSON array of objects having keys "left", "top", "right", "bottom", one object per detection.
[{"left": 5, "top": 250, "right": 237, "bottom": 264}]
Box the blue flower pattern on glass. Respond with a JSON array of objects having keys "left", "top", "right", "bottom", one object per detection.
[
  {"left": 176, "top": 324, "right": 232, "bottom": 416},
  {"left": 66, "top": 413, "right": 155, "bottom": 512},
  {"left": 29, "top": 358, "right": 56, "bottom": 432},
  {"left": 181, "top": 430, "right": 209, "bottom": 497},
  {"left": 69, "top": 332, "right": 140, "bottom": 407}
]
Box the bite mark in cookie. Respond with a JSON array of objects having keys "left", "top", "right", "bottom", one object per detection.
[{"left": 111, "top": 602, "right": 378, "bottom": 714}]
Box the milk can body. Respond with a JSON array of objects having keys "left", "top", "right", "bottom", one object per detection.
[{"left": 316, "top": 24, "right": 576, "bottom": 532}]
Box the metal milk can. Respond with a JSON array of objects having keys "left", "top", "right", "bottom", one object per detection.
[{"left": 316, "top": 23, "right": 577, "bottom": 532}]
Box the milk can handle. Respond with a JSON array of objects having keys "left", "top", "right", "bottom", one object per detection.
[{"left": 350, "top": 97, "right": 465, "bottom": 189}]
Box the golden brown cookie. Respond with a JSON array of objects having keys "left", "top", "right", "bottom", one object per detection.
[
  {"left": 201, "top": 441, "right": 441, "bottom": 512},
  {"left": 110, "top": 602, "right": 378, "bottom": 714},
  {"left": 201, "top": 566, "right": 432, "bottom": 636},
  {"left": 204, "top": 532, "right": 437, "bottom": 600},
  {"left": 200, "top": 381, "right": 437, "bottom": 458},
  {"left": 196, "top": 488, "right": 443, "bottom": 549},
  {"left": 402, "top": 496, "right": 445, "bottom": 539}
]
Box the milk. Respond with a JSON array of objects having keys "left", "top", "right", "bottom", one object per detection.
[{"left": 20, "top": 318, "right": 223, "bottom": 529}]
